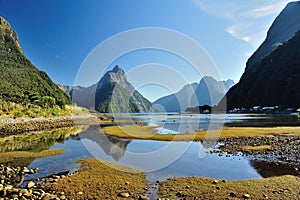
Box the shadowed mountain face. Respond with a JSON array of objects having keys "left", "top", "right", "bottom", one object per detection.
[
  {"left": 58, "top": 84, "right": 97, "bottom": 110},
  {"left": 224, "top": 29, "right": 300, "bottom": 109},
  {"left": 153, "top": 76, "right": 234, "bottom": 112},
  {"left": 0, "top": 16, "right": 70, "bottom": 106},
  {"left": 246, "top": 1, "right": 300, "bottom": 72},
  {"left": 61, "top": 66, "right": 151, "bottom": 113},
  {"left": 222, "top": 2, "right": 300, "bottom": 110},
  {"left": 95, "top": 66, "right": 151, "bottom": 113},
  {"left": 152, "top": 83, "right": 198, "bottom": 112},
  {"left": 192, "top": 77, "right": 234, "bottom": 107}
]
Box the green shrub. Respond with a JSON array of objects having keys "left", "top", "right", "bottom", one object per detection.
[
  {"left": 14, "top": 110, "right": 23, "bottom": 118},
  {"left": 40, "top": 96, "right": 56, "bottom": 109}
]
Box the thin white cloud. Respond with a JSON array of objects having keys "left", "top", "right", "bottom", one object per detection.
[
  {"left": 55, "top": 55, "right": 62, "bottom": 59},
  {"left": 242, "top": 2, "right": 290, "bottom": 18},
  {"left": 226, "top": 22, "right": 269, "bottom": 47},
  {"left": 192, "top": 0, "right": 291, "bottom": 47}
]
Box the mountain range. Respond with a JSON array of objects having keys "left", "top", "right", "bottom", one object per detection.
[
  {"left": 221, "top": 1, "right": 300, "bottom": 110},
  {"left": 62, "top": 65, "right": 152, "bottom": 113},
  {"left": 0, "top": 16, "right": 70, "bottom": 107},
  {"left": 153, "top": 76, "right": 234, "bottom": 112},
  {"left": 3, "top": 0, "right": 299, "bottom": 114}
]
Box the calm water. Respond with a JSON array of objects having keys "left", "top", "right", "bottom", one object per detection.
[
  {"left": 27, "top": 126, "right": 261, "bottom": 184},
  {"left": 113, "top": 113, "right": 267, "bottom": 134},
  {"left": 13, "top": 114, "right": 300, "bottom": 184}
]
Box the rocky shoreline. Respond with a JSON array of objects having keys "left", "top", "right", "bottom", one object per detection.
[
  {"left": 217, "top": 135, "right": 300, "bottom": 172},
  {"left": 0, "top": 114, "right": 98, "bottom": 137},
  {"left": 0, "top": 164, "right": 64, "bottom": 199}
]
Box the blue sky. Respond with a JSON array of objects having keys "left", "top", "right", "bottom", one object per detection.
[{"left": 0, "top": 0, "right": 292, "bottom": 101}]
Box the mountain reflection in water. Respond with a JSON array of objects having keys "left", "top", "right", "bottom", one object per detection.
[{"left": 75, "top": 125, "right": 131, "bottom": 161}]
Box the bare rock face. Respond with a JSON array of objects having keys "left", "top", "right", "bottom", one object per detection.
[{"left": 0, "top": 16, "right": 22, "bottom": 54}]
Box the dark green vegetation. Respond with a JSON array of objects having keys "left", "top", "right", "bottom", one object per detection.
[
  {"left": 0, "top": 16, "right": 70, "bottom": 108},
  {"left": 0, "top": 128, "right": 76, "bottom": 153},
  {"left": 222, "top": 1, "right": 300, "bottom": 110},
  {"left": 0, "top": 99, "right": 76, "bottom": 118}
]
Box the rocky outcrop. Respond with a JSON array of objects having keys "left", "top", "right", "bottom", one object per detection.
[{"left": 0, "top": 16, "right": 22, "bottom": 53}]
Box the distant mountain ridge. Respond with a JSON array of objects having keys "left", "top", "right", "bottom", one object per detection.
[
  {"left": 221, "top": 1, "right": 300, "bottom": 110},
  {"left": 58, "top": 84, "right": 97, "bottom": 109},
  {"left": 62, "top": 66, "right": 151, "bottom": 113},
  {"left": 0, "top": 16, "right": 70, "bottom": 106},
  {"left": 153, "top": 76, "right": 234, "bottom": 112}
]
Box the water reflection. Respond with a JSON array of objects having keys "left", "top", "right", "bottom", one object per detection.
[
  {"left": 114, "top": 113, "right": 267, "bottom": 134},
  {"left": 225, "top": 114, "right": 300, "bottom": 127},
  {"left": 250, "top": 160, "right": 299, "bottom": 177},
  {"left": 0, "top": 129, "right": 67, "bottom": 153},
  {"left": 1, "top": 114, "right": 297, "bottom": 185},
  {"left": 78, "top": 125, "right": 131, "bottom": 161},
  {"left": 0, "top": 128, "right": 73, "bottom": 167},
  {"left": 75, "top": 125, "right": 262, "bottom": 181}
]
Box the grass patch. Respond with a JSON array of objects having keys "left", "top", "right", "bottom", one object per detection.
[
  {"left": 40, "top": 158, "right": 148, "bottom": 199},
  {"left": 241, "top": 145, "right": 272, "bottom": 151},
  {"left": 0, "top": 102, "right": 89, "bottom": 119},
  {"left": 102, "top": 125, "right": 300, "bottom": 141},
  {"left": 0, "top": 149, "right": 63, "bottom": 166},
  {"left": 158, "top": 175, "right": 300, "bottom": 199}
]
